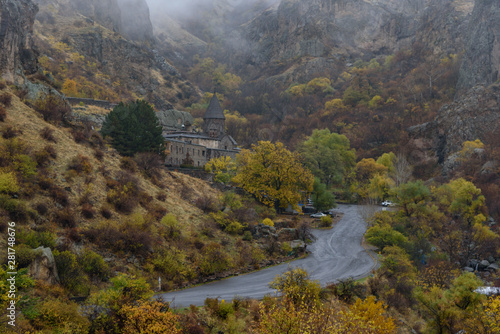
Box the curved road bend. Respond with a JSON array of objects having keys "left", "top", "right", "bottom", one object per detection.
[{"left": 156, "top": 204, "right": 376, "bottom": 307}]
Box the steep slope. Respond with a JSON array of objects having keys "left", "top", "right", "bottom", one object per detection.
[
  {"left": 409, "top": 0, "right": 500, "bottom": 164},
  {"left": 116, "top": 0, "right": 154, "bottom": 43},
  {"left": 32, "top": 0, "right": 197, "bottom": 110}
]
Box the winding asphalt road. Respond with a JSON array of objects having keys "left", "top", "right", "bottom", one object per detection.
[{"left": 157, "top": 204, "right": 376, "bottom": 307}]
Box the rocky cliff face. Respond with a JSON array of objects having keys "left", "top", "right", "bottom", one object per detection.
[
  {"left": 245, "top": 0, "right": 472, "bottom": 64},
  {"left": 408, "top": 0, "right": 500, "bottom": 169},
  {"left": 457, "top": 0, "right": 500, "bottom": 92},
  {"left": 116, "top": 0, "right": 154, "bottom": 43},
  {"left": 67, "top": 0, "right": 122, "bottom": 33},
  {"left": 408, "top": 83, "right": 500, "bottom": 166},
  {"left": 0, "top": 0, "right": 39, "bottom": 82}
]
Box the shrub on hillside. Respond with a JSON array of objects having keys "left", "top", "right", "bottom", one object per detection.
[
  {"left": 13, "top": 154, "right": 37, "bottom": 179},
  {"left": 40, "top": 126, "right": 56, "bottom": 142},
  {"left": 106, "top": 171, "right": 141, "bottom": 214},
  {"left": 195, "top": 195, "right": 219, "bottom": 213},
  {"left": 81, "top": 203, "right": 95, "bottom": 219},
  {"left": 32, "top": 93, "right": 71, "bottom": 123},
  {"left": 93, "top": 148, "right": 104, "bottom": 161},
  {"left": 35, "top": 146, "right": 57, "bottom": 166},
  {"left": 0, "top": 92, "right": 12, "bottom": 106},
  {"left": 100, "top": 205, "right": 113, "bottom": 219},
  {"left": 17, "top": 229, "right": 56, "bottom": 249},
  {"left": 0, "top": 195, "right": 34, "bottom": 222},
  {"left": 67, "top": 155, "right": 93, "bottom": 175},
  {"left": 0, "top": 172, "right": 20, "bottom": 194},
  {"left": 2, "top": 125, "right": 20, "bottom": 139},
  {"left": 83, "top": 218, "right": 156, "bottom": 257},
  {"left": 34, "top": 202, "right": 49, "bottom": 216},
  {"left": 56, "top": 209, "right": 76, "bottom": 228},
  {"left": 134, "top": 152, "right": 163, "bottom": 178},
  {"left": 49, "top": 184, "right": 69, "bottom": 207},
  {"left": 80, "top": 250, "right": 110, "bottom": 281},
  {"left": 0, "top": 81, "right": 6, "bottom": 90},
  {"left": 0, "top": 105, "right": 6, "bottom": 122},
  {"left": 53, "top": 250, "right": 90, "bottom": 296},
  {"left": 120, "top": 156, "right": 137, "bottom": 172}
]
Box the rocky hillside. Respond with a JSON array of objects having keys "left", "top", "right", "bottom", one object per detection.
[
  {"left": 409, "top": 0, "right": 500, "bottom": 164},
  {"left": 457, "top": 0, "right": 500, "bottom": 91},
  {"left": 30, "top": 0, "right": 198, "bottom": 110},
  {"left": 0, "top": 0, "right": 39, "bottom": 83}
]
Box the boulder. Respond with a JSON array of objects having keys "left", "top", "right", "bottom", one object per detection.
[
  {"left": 289, "top": 240, "right": 306, "bottom": 251},
  {"left": 487, "top": 263, "right": 499, "bottom": 272},
  {"left": 463, "top": 266, "right": 474, "bottom": 272},
  {"left": 28, "top": 247, "right": 59, "bottom": 285},
  {"left": 479, "top": 260, "right": 490, "bottom": 270}
]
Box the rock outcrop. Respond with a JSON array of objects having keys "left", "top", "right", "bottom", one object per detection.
[
  {"left": 68, "top": 0, "right": 122, "bottom": 33},
  {"left": 0, "top": 0, "right": 39, "bottom": 82},
  {"left": 28, "top": 247, "right": 60, "bottom": 285},
  {"left": 457, "top": 0, "right": 500, "bottom": 92},
  {"left": 116, "top": 0, "right": 154, "bottom": 43},
  {"left": 408, "top": 83, "right": 500, "bottom": 166},
  {"left": 245, "top": 0, "right": 471, "bottom": 62}
]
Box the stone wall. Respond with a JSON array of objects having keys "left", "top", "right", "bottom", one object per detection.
[{"left": 66, "top": 97, "right": 118, "bottom": 109}]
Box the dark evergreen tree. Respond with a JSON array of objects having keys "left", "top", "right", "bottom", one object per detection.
[{"left": 101, "top": 100, "right": 164, "bottom": 156}]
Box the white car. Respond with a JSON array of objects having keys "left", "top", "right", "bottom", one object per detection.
[
  {"left": 381, "top": 201, "right": 394, "bottom": 207},
  {"left": 310, "top": 212, "right": 327, "bottom": 218}
]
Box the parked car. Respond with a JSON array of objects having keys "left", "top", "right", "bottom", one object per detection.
[
  {"left": 310, "top": 212, "right": 327, "bottom": 218},
  {"left": 381, "top": 200, "right": 394, "bottom": 207}
]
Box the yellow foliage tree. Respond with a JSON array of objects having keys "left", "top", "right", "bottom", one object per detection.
[
  {"left": 62, "top": 79, "right": 78, "bottom": 97},
  {"left": 345, "top": 295, "right": 396, "bottom": 334},
  {"left": 205, "top": 156, "right": 236, "bottom": 184},
  {"left": 458, "top": 139, "right": 484, "bottom": 161},
  {"left": 482, "top": 295, "right": 500, "bottom": 333},
  {"left": 119, "top": 301, "right": 181, "bottom": 334},
  {"left": 233, "top": 141, "right": 314, "bottom": 212}
]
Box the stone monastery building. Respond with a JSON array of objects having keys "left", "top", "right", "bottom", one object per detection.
[{"left": 162, "top": 94, "right": 239, "bottom": 167}]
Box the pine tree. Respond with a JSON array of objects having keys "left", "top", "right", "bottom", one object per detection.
[{"left": 101, "top": 100, "right": 164, "bottom": 156}]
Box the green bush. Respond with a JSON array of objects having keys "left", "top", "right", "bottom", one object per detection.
[
  {"left": 0, "top": 172, "right": 19, "bottom": 194},
  {"left": 151, "top": 248, "right": 192, "bottom": 282},
  {"left": 225, "top": 221, "right": 245, "bottom": 235},
  {"left": 53, "top": 250, "right": 90, "bottom": 296},
  {"left": 80, "top": 250, "right": 110, "bottom": 281},
  {"left": 18, "top": 230, "right": 56, "bottom": 249},
  {"left": 198, "top": 242, "right": 232, "bottom": 276},
  {"left": 216, "top": 300, "right": 234, "bottom": 320},
  {"left": 365, "top": 224, "right": 408, "bottom": 250},
  {"left": 319, "top": 215, "right": 333, "bottom": 227},
  {"left": 13, "top": 154, "right": 37, "bottom": 178},
  {"left": 15, "top": 245, "right": 35, "bottom": 268}
]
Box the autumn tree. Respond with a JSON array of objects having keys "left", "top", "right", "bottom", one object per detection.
[
  {"left": 205, "top": 156, "right": 236, "bottom": 184},
  {"left": 101, "top": 100, "right": 164, "bottom": 156},
  {"left": 233, "top": 141, "right": 314, "bottom": 212},
  {"left": 433, "top": 179, "right": 497, "bottom": 266},
  {"left": 119, "top": 301, "right": 181, "bottom": 334},
  {"left": 298, "top": 129, "right": 356, "bottom": 188},
  {"left": 415, "top": 272, "right": 485, "bottom": 333}
]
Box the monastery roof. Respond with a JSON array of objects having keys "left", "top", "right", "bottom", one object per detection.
[{"left": 204, "top": 94, "right": 225, "bottom": 120}]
